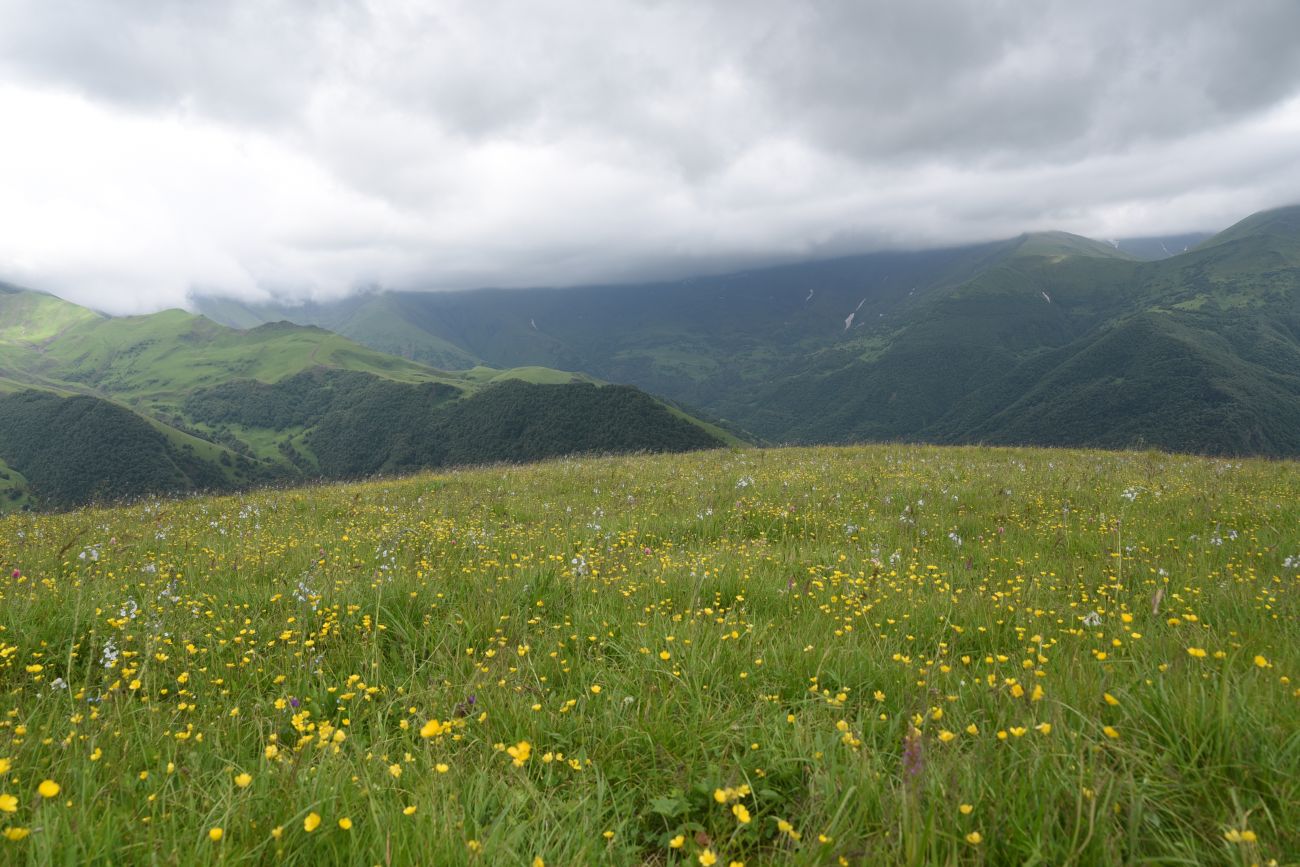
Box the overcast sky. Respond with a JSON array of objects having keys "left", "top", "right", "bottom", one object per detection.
[{"left": 2, "top": 0, "right": 1299, "bottom": 313}]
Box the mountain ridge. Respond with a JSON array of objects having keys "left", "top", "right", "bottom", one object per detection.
[
  {"left": 0, "top": 288, "right": 731, "bottom": 510},
  {"left": 190, "top": 207, "right": 1300, "bottom": 456}
]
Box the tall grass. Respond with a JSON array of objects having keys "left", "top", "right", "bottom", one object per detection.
[{"left": 0, "top": 444, "right": 1295, "bottom": 864}]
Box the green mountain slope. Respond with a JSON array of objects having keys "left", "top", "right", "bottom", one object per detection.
[
  {"left": 196, "top": 207, "right": 1300, "bottom": 456},
  {"left": 766, "top": 209, "right": 1300, "bottom": 452},
  {"left": 0, "top": 290, "right": 727, "bottom": 510}
]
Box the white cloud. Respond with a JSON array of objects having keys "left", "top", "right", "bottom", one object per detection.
[{"left": 0, "top": 0, "right": 1298, "bottom": 313}]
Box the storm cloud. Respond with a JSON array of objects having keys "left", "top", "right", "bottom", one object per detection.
[{"left": 2, "top": 0, "right": 1299, "bottom": 313}]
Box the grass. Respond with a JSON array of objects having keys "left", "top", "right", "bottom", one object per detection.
[
  {"left": 0, "top": 444, "right": 1296, "bottom": 865},
  {"left": 458, "top": 366, "right": 600, "bottom": 386}
]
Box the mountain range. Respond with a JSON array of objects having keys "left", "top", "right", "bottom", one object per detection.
[
  {"left": 2, "top": 206, "right": 1296, "bottom": 510},
  {"left": 197, "top": 208, "right": 1300, "bottom": 455}
]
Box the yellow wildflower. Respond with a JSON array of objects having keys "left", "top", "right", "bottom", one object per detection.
[{"left": 507, "top": 740, "right": 532, "bottom": 767}]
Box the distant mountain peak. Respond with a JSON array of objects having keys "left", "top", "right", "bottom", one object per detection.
[
  {"left": 1008, "top": 231, "right": 1138, "bottom": 261},
  {"left": 1202, "top": 203, "right": 1300, "bottom": 245}
]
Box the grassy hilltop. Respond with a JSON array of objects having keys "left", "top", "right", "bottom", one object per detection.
[{"left": 0, "top": 444, "right": 1297, "bottom": 864}]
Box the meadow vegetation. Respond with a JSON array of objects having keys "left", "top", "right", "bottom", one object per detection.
[{"left": 0, "top": 445, "right": 1296, "bottom": 865}]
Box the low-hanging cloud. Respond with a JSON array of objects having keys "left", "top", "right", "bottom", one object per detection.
[{"left": 1, "top": 0, "right": 1299, "bottom": 313}]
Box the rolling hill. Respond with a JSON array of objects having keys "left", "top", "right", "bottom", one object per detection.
[
  {"left": 196, "top": 209, "right": 1300, "bottom": 456},
  {"left": 0, "top": 289, "right": 728, "bottom": 510}
]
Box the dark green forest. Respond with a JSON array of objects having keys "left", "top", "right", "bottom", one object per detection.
[
  {"left": 1, "top": 377, "right": 723, "bottom": 510},
  {"left": 0, "top": 392, "right": 237, "bottom": 509},
  {"left": 192, "top": 374, "right": 722, "bottom": 478}
]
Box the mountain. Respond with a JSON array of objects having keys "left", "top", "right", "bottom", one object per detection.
[
  {"left": 8, "top": 204, "right": 1294, "bottom": 508},
  {"left": 0, "top": 289, "right": 729, "bottom": 510},
  {"left": 196, "top": 207, "right": 1300, "bottom": 457},
  {"left": 1112, "top": 232, "right": 1213, "bottom": 260}
]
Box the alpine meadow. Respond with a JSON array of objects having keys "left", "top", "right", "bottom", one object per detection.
[{"left": 5, "top": 2, "right": 1300, "bottom": 865}]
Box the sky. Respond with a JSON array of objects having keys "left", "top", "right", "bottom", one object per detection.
[{"left": 2, "top": 1, "right": 1300, "bottom": 314}]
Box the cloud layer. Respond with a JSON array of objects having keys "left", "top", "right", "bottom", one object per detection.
[{"left": 2, "top": 0, "right": 1299, "bottom": 312}]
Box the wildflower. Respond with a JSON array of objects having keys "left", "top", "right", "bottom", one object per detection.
[
  {"left": 1103, "top": 693, "right": 1120, "bottom": 706},
  {"left": 1254, "top": 655, "right": 1269, "bottom": 668},
  {"left": 3, "top": 828, "right": 29, "bottom": 841},
  {"left": 669, "top": 834, "right": 685, "bottom": 848},
  {"left": 590, "top": 685, "right": 602, "bottom": 695},
  {"left": 966, "top": 831, "right": 983, "bottom": 844},
  {"left": 37, "top": 780, "right": 60, "bottom": 799},
  {"left": 234, "top": 772, "right": 252, "bottom": 788},
  {"left": 0, "top": 795, "right": 16, "bottom": 812},
  {"left": 1186, "top": 647, "right": 1207, "bottom": 658},
  {"left": 420, "top": 719, "right": 449, "bottom": 738},
  {"left": 271, "top": 826, "right": 284, "bottom": 839},
  {"left": 436, "top": 763, "right": 450, "bottom": 773},
  {"left": 1223, "top": 829, "right": 1257, "bottom": 843},
  {"left": 209, "top": 828, "right": 223, "bottom": 842},
  {"left": 1035, "top": 723, "right": 1052, "bottom": 735},
  {"left": 1102, "top": 726, "right": 1120, "bottom": 739},
  {"left": 338, "top": 817, "right": 353, "bottom": 830},
  {"left": 304, "top": 812, "right": 321, "bottom": 832},
  {"left": 733, "top": 803, "right": 751, "bottom": 823},
  {"left": 959, "top": 803, "right": 973, "bottom": 815},
  {"left": 699, "top": 850, "right": 718, "bottom": 866},
  {"left": 404, "top": 805, "right": 418, "bottom": 815},
  {"left": 507, "top": 740, "right": 532, "bottom": 767}
]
